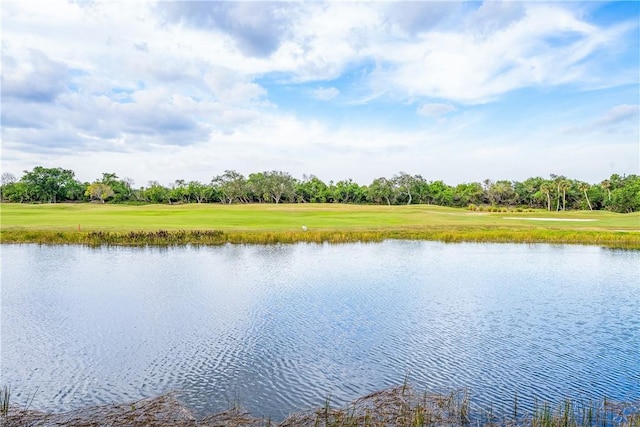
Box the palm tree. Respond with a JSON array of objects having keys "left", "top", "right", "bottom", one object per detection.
[
  {"left": 600, "top": 179, "right": 611, "bottom": 202},
  {"left": 579, "top": 182, "right": 592, "bottom": 211},
  {"left": 540, "top": 182, "right": 552, "bottom": 211},
  {"left": 558, "top": 179, "right": 570, "bottom": 211},
  {"left": 551, "top": 175, "right": 569, "bottom": 211}
]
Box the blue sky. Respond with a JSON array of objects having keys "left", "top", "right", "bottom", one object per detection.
[{"left": 1, "top": 1, "right": 638, "bottom": 186}]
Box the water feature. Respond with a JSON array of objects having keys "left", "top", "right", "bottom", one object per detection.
[{"left": 1, "top": 241, "right": 638, "bottom": 420}]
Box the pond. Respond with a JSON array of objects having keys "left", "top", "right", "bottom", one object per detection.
[{"left": 1, "top": 241, "right": 639, "bottom": 420}]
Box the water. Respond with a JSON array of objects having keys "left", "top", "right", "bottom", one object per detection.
[{"left": 1, "top": 241, "right": 639, "bottom": 420}]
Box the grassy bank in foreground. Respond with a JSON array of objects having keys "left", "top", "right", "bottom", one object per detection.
[
  {"left": 2, "top": 385, "right": 638, "bottom": 427},
  {"left": 1, "top": 203, "right": 639, "bottom": 248}
]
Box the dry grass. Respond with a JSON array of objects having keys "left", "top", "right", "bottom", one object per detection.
[
  {"left": 0, "top": 392, "right": 264, "bottom": 427},
  {"left": 1, "top": 386, "right": 638, "bottom": 427}
]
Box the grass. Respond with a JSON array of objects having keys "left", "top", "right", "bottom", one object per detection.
[
  {"left": 1, "top": 203, "right": 639, "bottom": 248},
  {"left": 1, "top": 385, "right": 9, "bottom": 417},
  {"left": 1, "top": 384, "right": 638, "bottom": 427}
]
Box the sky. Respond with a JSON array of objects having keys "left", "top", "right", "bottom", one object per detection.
[{"left": 1, "top": 1, "right": 639, "bottom": 187}]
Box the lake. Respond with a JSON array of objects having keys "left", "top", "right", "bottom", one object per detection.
[{"left": 1, "top": 241, "right": 639, "bottom": 420}]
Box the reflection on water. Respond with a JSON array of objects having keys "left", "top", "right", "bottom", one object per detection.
[{"left": 1, "top": 242, "right": 639, "bottom": 420}]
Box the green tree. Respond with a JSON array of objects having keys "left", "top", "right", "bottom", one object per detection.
[
  {"left": 168, "top": 179, "right": 189, "bottom": 204},
  {"left": 1, "top": 177, "right": 31, "bottom": 203},
  {"left": 550, "top": 175, "right": 570, "bottom": 211},
  {"left": 1, "top": 173, "right": 17, "bottom": 202},
  {"left": 367, "top": 177, "right": 396, "bottom": 205},
  {"left": 393, "top": 172, "right": 417, "bottom": 205},
  {"left": 296, "top": 175, "right": 330, "bottom": 203},
  {"left": 187, "top": 181, "right": 213, "bottom": 203},
  {"left": 248, "top": 171, "right": 297, "bottom": 204},
  {"left": 607, "top": 175, "right": 640, "bottom": 213},
  {"left": 428, "top": 180, "right": 454, "bottom": 206},
  {"left": 515, "top": 177, "right": 545, "bottom": 208},
  {"left": 212, "top": 170, "right": 247, "bottom": 204},
  {"left": 452, "top": 182, "right": 484, "bottom": 207},
  {"left": 85, "top": 183, "right": 115, "bottom": 203},
  {"left": 20, "top": 166, "right": 81, "bottom": 203},
  {"left": 411, "top": 176, "right": 431, "bottom": 204},
  {"left": 487, "top": 180, "right": 517, "bottom": 206},
  {"left": 540, "top": 181, "right": 553, "bottom": 211},
  {"left": 332, "top": 179, "right": 365, "bottom": 203},
  {"left": 558, "top": 178, "right": 571, "bottom": 211},
  {"left": 247, "top": 172, "right": 269, "bottom": 202},
  {"left": 264, "top": 171, "right": 296, "bottom": 204},
  {"left": 144, "top": 181, "right": 169, "bottom": 204},
  {"left": 97, "top": 173, "right": 135, "bottom": 202},
  {"left": 578, "top": 182, "right": 593, "bottom": 211},
  {"left": 600, "top": 179, "right": 612, "bottom": 203}
]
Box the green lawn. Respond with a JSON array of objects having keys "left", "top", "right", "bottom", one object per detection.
[{"left": 1, "top": 203, "right": 639, "bottom": 247}]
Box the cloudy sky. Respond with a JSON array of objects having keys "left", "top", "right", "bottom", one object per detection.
[{"left": 2, "top": 1, "right": 638, "bottom": 187}]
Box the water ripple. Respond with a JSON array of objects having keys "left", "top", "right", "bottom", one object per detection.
[{"left": 1, "top": 242, "right": 638, "bottom": 420}]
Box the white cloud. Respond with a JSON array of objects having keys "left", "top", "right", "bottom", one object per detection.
[
  {"left": 560, "top": 104, "right": 640, "bottom": 135},
  {"left": 594, "top": 104, "right": 639, "bottom": 127},
  {"left": 311, "top": 87, "right": 340, "bottom": 101},
  {"left": 203, "top": 66, "right": 267, "bottom": 106},
  {"left": 1, "top": 1, "right": 638, "bottom": 187},
  {"left": 417, "top": 103, "right": 457, "bottom": 117},
  {"left": 468, "top": 1, "right": 525, "bottom": 34},
  {"left": 369, "top": 4, "right": 629, "bottom": 103}
]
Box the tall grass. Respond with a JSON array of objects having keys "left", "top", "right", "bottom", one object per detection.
[
  {"left": 2, "top": 384, "right": 638, "bottom": 426},
  {"left": 1, "top": 227, "right": 638, "bottom": 248},
  {"left": 528, "top": 397, "right": 640, "bottom": 427},
  {"left": 0, "top": 385, "right": 9, "bottom": 417}
]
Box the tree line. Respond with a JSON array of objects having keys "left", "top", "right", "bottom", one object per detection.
[{"left": 1, "top": 166, "right": 639, "bottom": 213}]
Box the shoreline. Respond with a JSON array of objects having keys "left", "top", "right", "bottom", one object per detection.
[
  {"left": 2, "top": 386, "right": 638, "bottom": 427},
  {"left": 1, "top": 227, "right": 639, "bottom": 249}
]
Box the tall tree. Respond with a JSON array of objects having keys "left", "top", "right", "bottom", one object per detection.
[
  {"left": 85, "top": 183, "right": 115, "bottom": 203},
  {"left": 452, "top": 182, "right": 484, "bottom": 207},
  {"left": 551, "top": 175, "right": 569, "bottom": 211},
  {"left": 600, "top": 179, "right": 612, "bottom": 203},
  {"left": 212, "top": 170, "right": 247, "bottom": 204},
  {"left": 187, "top": 181, "right": 213, "bottom": 203},
  {"left": 608, "top": 175, "right": 640, "bottom": 213},
  {"left": 558, "top": 179, "right": 571, "bottom": 211},
  {"left": 97, "top": 172, "right": 133, "bottom": 202},
  {"left": 296, "top": 175, "right": 329, "bottom": 203},
  {"left": 428, "top": 180, "right": 454, "bottom": 206},
  {"left": 144, "top": 181, "right": 169, "bottom": 204},
  {"left": 487, "top": 180, "right": 517, "bottom": 206},
  {"left": 20, "top": 166, "right": 80, "bottom": 203},
  {"left": 367, "top": 177, "right": 396, "bottom": 205},
  {"left": 393, "top": 172, "right": 416, "bottom": 205},
  {"left": 169, "top": 179, "right": 189, "bottom": 204},
  {"left": 540, "top": 181, "right": 552, "bottom": 211},
  {"left": 332, "top": 179, "right": 365, "bottom": 203},
  {"left": 264, "top": 171, "right": 296, "bottom": 204},
  {"left": 578, "top": 182, "right": 593, "bottom": 211},
  {"left": 0, "top": 173, "right": 17, "bottom": 202},
  {"left": 515, "top": 177, "right": 545, "bottom": 208}
]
